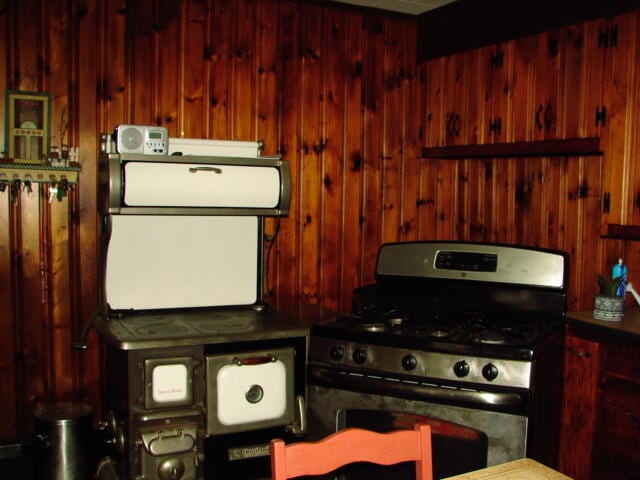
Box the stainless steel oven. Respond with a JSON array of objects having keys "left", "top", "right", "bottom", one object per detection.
[{"left": 307, "top": 241, "right": 567, "bottom": 479}]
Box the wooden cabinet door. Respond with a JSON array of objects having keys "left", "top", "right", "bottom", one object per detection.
[
  {"left": 595, "top": 378, "right": 640, "bottom": 478},
  {"left": 559, "top": 334, "right": 601, "bottom": 479},
  {"left": 587, "top": 14, "right": 639, "bottom": 229},
  {"left": 531, "top": 29, "right": 562, "bottom": 141},
  {"left": 483, "top": 43, "right": 512, "bottom": 144},
  {"left": 423, "top": 48, "right": 482, "bottom": 148},
  {"left": 423, "top": 57, "right": 445, "bottom": 148}
]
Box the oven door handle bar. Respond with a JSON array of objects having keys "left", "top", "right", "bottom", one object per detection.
[
  {"left": 232, "top": 355, "right": 277, "bottom": 366},
  {"left": 309, "top": 367, "right": 525, "bottom": 409},
  {"left": 189, "top": 166, "right": 223, "bottom": 174}
]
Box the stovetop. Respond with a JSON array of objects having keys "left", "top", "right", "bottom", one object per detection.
[
  {"left": 95, "top": 304, "right": 335, "bottom": 350},
  {"left": 311, "top": 304, "right": 564, "bottom": 360}
]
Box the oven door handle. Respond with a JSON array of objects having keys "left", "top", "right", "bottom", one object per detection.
[{"left": 309, "top": 367, "right": 525, "bottom": 409}]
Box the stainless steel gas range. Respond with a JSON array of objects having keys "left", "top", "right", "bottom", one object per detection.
[
  {"left": 307, "top": 241, "right": 569, "bottom": 480},
  {"left": 91, "top": 136, "right": 330, "bottom": 480}
]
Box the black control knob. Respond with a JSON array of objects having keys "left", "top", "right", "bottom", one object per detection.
[
  {"left": 402, "top": 354, "right": 417, "bottom": 371},
  {"left": 453, "top": 360, "right": 470, "bottom": 377},
  {"left": 330, "top": 345, "right": 345, "bottom": 361},
  {"left": 352, "top": 348, "right": 367, "bottom": 365},
  {"left": 482, "top": 363, "right": 499, "bottom": 381}
]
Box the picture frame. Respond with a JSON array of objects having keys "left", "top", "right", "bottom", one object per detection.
[{"left": 4, "top": 90, "right": 51, "bottom": 164}]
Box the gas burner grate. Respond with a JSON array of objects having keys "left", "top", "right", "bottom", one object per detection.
[{"left": 333, "top": 306, "right": 559, "bottom": 348}]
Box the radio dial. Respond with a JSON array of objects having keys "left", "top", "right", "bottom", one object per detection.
[
  {"left": 353, "top": 348, "right": 367, "bottom": 365},
  {"left": 453, "top": 360, "right": 470, "bottom": 377}
]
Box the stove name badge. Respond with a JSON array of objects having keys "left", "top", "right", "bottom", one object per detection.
[
  {"left": 227, "top": 443, "right": 271, "bottom": 461},
  {"left": 152, "top": 364, "right": 188, "bottom": 403}
]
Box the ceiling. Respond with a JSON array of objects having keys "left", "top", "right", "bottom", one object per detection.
[{"left": 326, "top": 0, "right": 457, "bottom": 15}]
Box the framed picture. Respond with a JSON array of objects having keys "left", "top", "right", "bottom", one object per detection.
[{"left": 4, "top": 90, "right": 51, "bottom": 164}]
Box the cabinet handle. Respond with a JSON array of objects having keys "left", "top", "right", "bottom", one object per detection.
[{"left": 567, "top": 347, "right": 591, "bottom": 358}]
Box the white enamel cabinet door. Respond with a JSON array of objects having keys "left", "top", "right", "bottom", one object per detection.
[
  {"left": 123, "top": 161, "right": 281, "bottom": 208},
  {"left": 104, "top": 215, "right": 259, "bottom": 310}
]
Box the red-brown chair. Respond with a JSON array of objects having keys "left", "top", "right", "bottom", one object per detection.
[{"left": 270, "top": 423, "right": 433, "bottom": 480}]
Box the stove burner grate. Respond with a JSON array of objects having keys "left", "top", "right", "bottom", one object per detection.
[{"left": 332, "top": 306, "right": 558, "bottom": 348}]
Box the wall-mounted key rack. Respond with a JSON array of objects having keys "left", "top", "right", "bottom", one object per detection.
[
  {"left": 0, "top": 161, "right": 80, "bottom": 184},
  {"left": 0, "top": 161, "right": 80, "bottom": 202}
]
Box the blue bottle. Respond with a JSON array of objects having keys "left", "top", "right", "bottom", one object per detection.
[{"left": 612, "top": 258, "right": 628, "bottom": 297}]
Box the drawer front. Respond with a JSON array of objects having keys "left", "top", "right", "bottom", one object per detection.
[
  {"left": 593, "top": 445, "right": 640, "bottom": 480},
  {"left": 123, "top": 161, "right": 281, "bottom": 208},
  {"left": 595, "top": 378, "right": 640, "bottom": 479},
  {"left": 605, "top": 341, "right": 640, "bottom": 383},
  {"left": 599, "top": 379, "right": 640, "bottom": 444}
]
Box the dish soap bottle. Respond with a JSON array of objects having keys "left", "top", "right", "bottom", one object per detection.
[{"left": 612, "top": 258, "right": 628, "bottom": 297}]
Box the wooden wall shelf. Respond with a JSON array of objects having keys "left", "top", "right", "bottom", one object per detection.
[
  {"left": 421, "top": 137, "right": 601, "bottom": 159},
  {"left": 602, "top": 224, "right": 640, "bottom": 241},
  {"left": 0, "top": 161, "right": 80, "bottom": 184}
]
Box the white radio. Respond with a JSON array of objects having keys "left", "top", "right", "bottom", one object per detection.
[{"left": 115, "top": 124, "right": 168, "bottom": 155}]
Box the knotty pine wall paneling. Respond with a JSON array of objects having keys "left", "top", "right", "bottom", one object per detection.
[
  {"left": 0, "top": 0, "right": 100, "bottom": 443},
  {"left": 272, "top": 2, "right": 300, "bottom": 309},
  {"left": 1, "top": 0, "right": 640, "bottom": 447},
  {"left": 361, "top": 13, "right": 384, "bottom": 288},
  {"left": 75, "top": 0, "right": 101, "bottom": 428},
  {"left": 399, "top": 18, "right": 421, "bottom": 246},
  {"left": 320, "top": 7, "right": 346, "bottom": 311},
  {"left": 209, "top": 0, "right": 233, "bottom": 139},
  {"left": 417, "top": 12, "right": 639, "bottom": 312},
  {"left": 339, "top": 10, "right": 367, "bottom": 309},
  {"left": 0, "top": 0, "right": 16, "bottom": 445},
  {"left": 533, "top": 29, "right": 562, "bottom": 141},
  {"left": 0, "top": 0, "right": 421, "bottom": 443},
  {"left": 299, "top": 3, "right": 323, "bottom": 307},
  {"left": 591, "top": 14, "right": 639, "bottom": 287}
]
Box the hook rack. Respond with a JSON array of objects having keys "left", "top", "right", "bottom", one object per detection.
[{"left": 0, "top": 161, "right": 80, "bottom": 185}]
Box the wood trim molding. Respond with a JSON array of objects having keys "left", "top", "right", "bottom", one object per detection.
[{"left": 418, "top": 0, "right": 640, "bottom": 61}]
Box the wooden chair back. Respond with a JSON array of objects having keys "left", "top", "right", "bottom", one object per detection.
[{"left": 270, "top": 423, "right": 433, "bottom": 480}]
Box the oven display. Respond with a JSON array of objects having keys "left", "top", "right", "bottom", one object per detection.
[{"left": 435, "top": 251, "right": 497, "bottom": 272}]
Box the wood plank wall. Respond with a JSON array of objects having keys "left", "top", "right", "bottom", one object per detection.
[{"left": 0, "top": 0, "right": 639, "bottom": 443}]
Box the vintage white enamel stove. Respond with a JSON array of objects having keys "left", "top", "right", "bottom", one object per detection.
[{"left": 90, "top": 131, "right": 320, "bottom": 480}]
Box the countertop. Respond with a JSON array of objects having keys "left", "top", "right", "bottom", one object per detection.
[
  {"left": 443, "top": 459, "right": 572, "bottom": 479},
  {"left": 95, "top": 303, "right": 336, "bottom": 350},
  {"left": 566, "top": 306, "right": 640, "bottom": 340}
]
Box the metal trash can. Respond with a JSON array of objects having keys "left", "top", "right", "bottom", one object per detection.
[{"left": 34, "top": 402, "right": 94, "bottom": 480}]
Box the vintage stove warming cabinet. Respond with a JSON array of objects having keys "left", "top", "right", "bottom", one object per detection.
[{"left": 92, "top": 133, "right": 321, "bottom": 480}]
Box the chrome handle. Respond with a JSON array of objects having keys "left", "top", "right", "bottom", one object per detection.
[
  {"left": 286, "top": 394, "right": 307, "bottom": 436},
  {"left": 189, "top": 166, "right": 222, "bottom": 174},
  {"left": 310, "top": 367, "right": 524, "bottom": 408},
  {"left": 232, "top": 355, "right": 277, "bottom": 366}
]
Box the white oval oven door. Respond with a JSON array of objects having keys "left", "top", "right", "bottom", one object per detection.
[{"left": 216, "top": 359, "right": 287, "bottom": 426}]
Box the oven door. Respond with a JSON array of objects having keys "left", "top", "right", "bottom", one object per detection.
[
  {"left": 206, "top": 347, "right": 296, "bottom": 435},
  {"left": 307, "top": 368, "right": 528, "bottom": 479}
]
